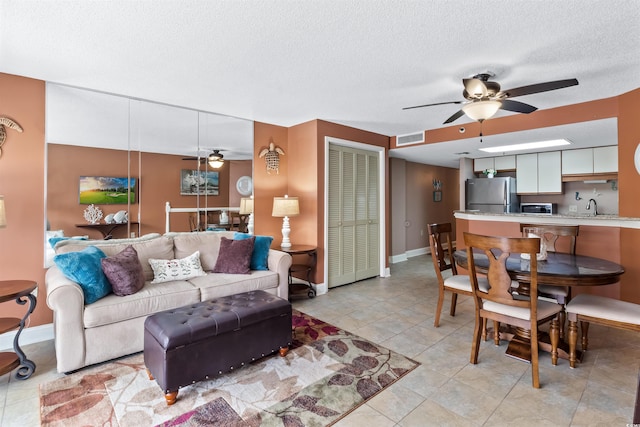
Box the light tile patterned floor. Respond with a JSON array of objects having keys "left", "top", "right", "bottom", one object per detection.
[{"left": 1, "top": 255, "right": 639, "bottom": 426}]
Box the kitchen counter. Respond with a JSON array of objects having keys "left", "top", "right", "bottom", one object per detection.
[{"left": 454, "top": 210, "right": 640, "bottom": 229}]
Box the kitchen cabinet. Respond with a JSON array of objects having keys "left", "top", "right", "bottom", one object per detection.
[
  {"left": 593, "top": 146, "right": 618, "bottom": 173},
  {"left": 516, "top": 151, "right": 561, "bottom": 194},
  {"left": 474, "top": 155, "right": 516, "bottom": 172},
  {"left": 562, "top": 146, "right": 618, "bottom": 175},
  {"left": 494, "top": 155, "right": 516, "bottom": 171},
  {"left": 473, "top": 157, "right": 494, "bottom": 173}
]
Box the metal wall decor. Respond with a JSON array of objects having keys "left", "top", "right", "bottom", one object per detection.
[{"left": 259, "top": 137, "right": 285, "bottom": 174}]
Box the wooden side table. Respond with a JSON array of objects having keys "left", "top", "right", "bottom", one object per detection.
[
  {"left": 0, "top": 280, "right": 37, "bottom": 380},
  {"left": 279, "top": 245, "right": 317, "bottom": 299}
]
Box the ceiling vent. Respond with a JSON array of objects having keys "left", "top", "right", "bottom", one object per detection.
[{"left": 396, "top": 131, "right": 425, "bottom": 146}]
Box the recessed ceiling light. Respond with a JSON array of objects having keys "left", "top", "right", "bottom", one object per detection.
[{"left": 479, "top": 139, "right": 571, "bottom": 153}]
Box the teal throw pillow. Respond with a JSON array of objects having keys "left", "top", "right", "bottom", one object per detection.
[
  {"left": 54, "top": 246, "right": 111, "bottom": 304},
  {"left": 48, "top": 235, "right": 88, "bottom": 248},
  {"left": 234, "top": 232, "right": 273, "bottom": 270}
]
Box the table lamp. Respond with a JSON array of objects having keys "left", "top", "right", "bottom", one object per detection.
[
  {"left": 272, "top": 195, "right": 299, "bottom": 248},
  {"left": 0, "top": 196, "right": 6, "bottom": 229},
  {"left": 239, "top": 197, "right": 254, "bottom": 235}
]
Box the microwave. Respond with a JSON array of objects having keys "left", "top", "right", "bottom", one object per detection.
[{"left": 520, "top": 203, "right": 557, "bottom": 215}]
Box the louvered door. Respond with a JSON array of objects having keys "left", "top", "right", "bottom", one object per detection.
[{"left": 328, "top": 144, "right": 379, "bottom": 287}]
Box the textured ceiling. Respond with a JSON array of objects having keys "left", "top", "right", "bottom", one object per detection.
[{"left": 1, "top": 1, "right": 639, "bottom": 167}]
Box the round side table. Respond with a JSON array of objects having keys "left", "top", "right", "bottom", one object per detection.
[{"left": 279, "top": 245, "right": 317, "bottom": 299}]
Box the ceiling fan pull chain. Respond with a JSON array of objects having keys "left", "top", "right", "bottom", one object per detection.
[{"left": 479, "top": 122, "right": 483, "bottom": 143}]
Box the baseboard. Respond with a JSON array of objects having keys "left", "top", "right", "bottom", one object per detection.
[
  {"left": 406, "top": 247, "right": 428, "bottom": 258},
  {"left": 389, "top": 240, "right": 457, "bottom": 265},
  {"left": 0, "top": 323, "right": 54, "bottom": 351},
  {"left": 389, "top": 253, "right": 409, "bottom": 264}
]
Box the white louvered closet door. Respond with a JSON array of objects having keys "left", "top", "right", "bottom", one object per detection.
[{"left": 328, "top": 144, "right": 379, "bottom": 288}]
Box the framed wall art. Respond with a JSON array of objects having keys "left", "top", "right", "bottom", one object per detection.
[
  {"left": 181, "top": 169, "right": 219, "bottom": 196},
  {"left": 79, "top": 176, "right": 136, "bottom": 204}
]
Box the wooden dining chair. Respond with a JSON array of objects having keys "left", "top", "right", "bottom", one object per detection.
[
  {"left": 428, "top": 223, "right": 488, "bottom": 329},
  {"left": 520, "top": 223, "right": 579, "bottom": 338},
  {"left": 565, "top": 294, "right": 640, "bottom": 368},
  {"left": 464, "top": 232, "right": 561, "bottom": 388}
]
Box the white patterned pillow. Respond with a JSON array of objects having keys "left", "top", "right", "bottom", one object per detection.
[{"left": 148, "top": 251, "right": 206, "bottom": 284}]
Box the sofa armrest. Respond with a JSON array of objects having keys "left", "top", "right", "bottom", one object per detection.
[
  {"left": 45, "top": 266, "right": 87, "bottom": 373},
  {"left": 267, "top": 249, "right": 292, "bottom": 300}
]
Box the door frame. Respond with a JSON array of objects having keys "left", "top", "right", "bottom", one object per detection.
[{"left": 324, "top": 136, "right": 387, "bottom": 292}]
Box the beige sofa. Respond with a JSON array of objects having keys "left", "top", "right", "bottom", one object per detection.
[{"left": 45, "top": 231, "right": 292, "bottom": 373}]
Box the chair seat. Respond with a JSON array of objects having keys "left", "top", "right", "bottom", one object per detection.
[
  {"left": 539, "top": 284, "right": 569, "bottom": 297},
  {"left": 483, "top": 299, "right": 563, "bottom": 321},
  {"left": 566, "top": 294, "right": 640, "bottom": 325},
  {"left": 445, "top": 275, "right": 489, "bottom": 292}
]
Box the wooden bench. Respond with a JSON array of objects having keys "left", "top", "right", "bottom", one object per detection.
[{"left": 565, "top": 294, "right": 640, "bottom": 368}]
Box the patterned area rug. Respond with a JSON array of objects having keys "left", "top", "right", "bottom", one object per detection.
[{"left": 40, "top": 310, "right": 419, "bottom": 426}]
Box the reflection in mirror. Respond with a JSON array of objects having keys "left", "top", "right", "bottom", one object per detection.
[{"left": 45, "top": 84, "right": 253, "bottom": 267}]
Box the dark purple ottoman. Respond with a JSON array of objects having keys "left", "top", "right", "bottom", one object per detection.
[{"left": 144, "top": 290, "right": 292, "bottom": 405}]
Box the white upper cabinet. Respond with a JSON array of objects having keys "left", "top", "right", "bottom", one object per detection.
[
  {"left": 562, "top": 146, "right": 618, "bottom": 175},
  {"left": 517, "top": 151, "right": 561, "bottom": 194},
  {"left": 593, "top": 146, "right": 618, "bottom": 173},
  {"left": 562, "top": 149, "right": 593, "bottom": 175},
  {"left": 473, "top": 157, "right": 494, "bottom": 172},
  {"left": 494, "top": 155, "right": 516, "bottom": 171}
]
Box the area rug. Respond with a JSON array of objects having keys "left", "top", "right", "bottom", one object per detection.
[{"left": 40, "top": 309, "right": 419, "bottom": 426}]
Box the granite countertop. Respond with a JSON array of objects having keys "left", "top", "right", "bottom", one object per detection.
[{"left": 454, "top": 210, "right": 640, "bottom": 228}]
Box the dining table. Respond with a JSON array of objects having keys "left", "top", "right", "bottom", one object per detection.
[{"left": 453, "top": 249, "right": 625, "bottom": 362}]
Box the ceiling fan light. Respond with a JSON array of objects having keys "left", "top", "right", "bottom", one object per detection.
[
  {"left": 208, "top": 159, "right": 224, "bottom": 168},
  {"left": 462, "top": 100, "right": 501, "bottom": 122}
]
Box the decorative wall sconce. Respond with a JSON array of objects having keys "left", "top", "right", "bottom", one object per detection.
[
  {"left": 0, "top": 117, "right": 23, "bottom": 158},
  {"left": 259, "top": 137, "right": 285, "bottom": 174}
]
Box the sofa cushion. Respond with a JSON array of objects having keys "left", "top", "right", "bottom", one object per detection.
[
  {"left": 101, "top": 245, "right": 145, "bottom": 296},
  {"left": 172, "top": 231, "right": 236, "bottom": 271},
  {"left": 149, "top": 251, "right": 207, "bottom": 284},
  {"left": 188, "top": 270, "right": 280, "bottom": 300},
  {"left": 234, "top": 232, "right": 273, "bottom": 270},
  {"left": 213, "top": 237, "right": 254, "bottom": 274},
  {"left": 55, "top": 234, "right": 174, "bottom": 281},
  {"left": 54, "top": 246, "right": 111, "bottom": 304},
  {"left": 83, "top": 280, "right": 201, "bottom": 328}
]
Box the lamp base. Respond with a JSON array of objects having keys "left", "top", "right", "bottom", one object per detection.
[
  {"left": 247, "top": 213, "right": 254, "bottom": 235},
  {"left": 281, "top": 216, "right": 292, "bottom": 248}
]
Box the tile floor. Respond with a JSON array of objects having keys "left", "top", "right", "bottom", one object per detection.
[{"left": 1, "top": 255, "right": 639, "bottom": 426}]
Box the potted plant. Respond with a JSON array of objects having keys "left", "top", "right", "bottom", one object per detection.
[{"left": 483, "top": 168, "right": 496, "bottom": 178}]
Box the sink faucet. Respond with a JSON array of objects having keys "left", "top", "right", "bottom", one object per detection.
[{"left": 586, "top": 198, "right": 598, "bottom": 216}]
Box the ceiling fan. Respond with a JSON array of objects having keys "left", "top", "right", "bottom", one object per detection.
[
  {"left": 182, "top": 149, "right": 225, "bottom": 168},
  {"left": 403, "top": 73, "right": 579, "bottom": 124}
]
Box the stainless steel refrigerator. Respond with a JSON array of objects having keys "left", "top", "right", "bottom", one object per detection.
[{"left": 465, "top": 177, "right": 520, "bottom": 213}]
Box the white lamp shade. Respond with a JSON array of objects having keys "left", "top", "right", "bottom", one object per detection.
[
  {"left": 0, "top": 196, "right": 5, "bottom": 228},
  {"left": 462, "top": 100, "right": 502, "bottom": 122},
  {"left": 272, "top": 196, "right": 299, "bottom": 217},
  {"left": 239, "top": 197, "right": 254, "bottom": 214}
]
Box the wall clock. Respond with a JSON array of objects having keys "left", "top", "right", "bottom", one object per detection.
[
  {"left": 635, "top": 143, "right": 640, "bottom": 175},
  {"left": 236, "top": 176, "right": 252, "bottom": 196}
]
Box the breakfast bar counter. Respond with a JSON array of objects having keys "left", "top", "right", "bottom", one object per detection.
[{"left": 454, "top": 210, "right": 640, "bottom": 229}]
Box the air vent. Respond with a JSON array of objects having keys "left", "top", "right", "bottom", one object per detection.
[{"left": 396, "top": 132, "right": 425, "bottom": 146}]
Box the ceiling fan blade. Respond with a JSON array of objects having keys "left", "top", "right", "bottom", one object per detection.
[
  {"left": 443, "top": 109, "right": 466, "bottom": 124},
  {"left": 463, "top": 78, "right": 488, "bottom": 98},
  {"left": 402, "top": 100, "right": 463, "bottom": 110},
  {"left": 502, "top": 78, "right": 579, "bottom": 98},
  {"left": 499, "top": 99, "right": 538, "bottom": 114}
]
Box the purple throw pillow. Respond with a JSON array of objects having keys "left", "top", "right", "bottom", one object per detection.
[
  {"left": 101, "top": 245, "right": 145, "bottom": 296},
  {"left": 213, "top": 236, "right": 255, "bottom": 274}
]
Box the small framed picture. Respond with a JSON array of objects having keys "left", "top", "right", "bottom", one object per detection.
[{"left": 433, "top": 190, "right": 442, "bottom": 202}]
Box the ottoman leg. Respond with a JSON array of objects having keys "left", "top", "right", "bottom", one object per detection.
[
  {"left": 165, "top": 390, "right": 178, "bottom": 406},
  {"left": 146, "top": 368, "right": 154, "bottom": 381},
  {"left": 279, "top": 347, "right": 289, "bottom": 357}
]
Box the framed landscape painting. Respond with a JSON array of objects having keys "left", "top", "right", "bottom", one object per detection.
[
  {"left": 181, "top": 169, "right": 219, "bottom": 196},
  {"left": 79, "top": 176, "right": 136, "bottom": 204}
]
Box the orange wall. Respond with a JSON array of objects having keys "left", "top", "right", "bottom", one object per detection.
[{"left": 0, "top": 74, "right": 49, "bottom": 326}]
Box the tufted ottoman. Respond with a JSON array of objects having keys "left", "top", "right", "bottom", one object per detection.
[{"left": 144, "top": 290, "right": 292, "bottom": 405}]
